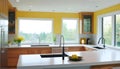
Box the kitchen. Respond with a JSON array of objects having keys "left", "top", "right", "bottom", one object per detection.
[{"left": 0, "top": 0, "right": 120, "bottom": 69}]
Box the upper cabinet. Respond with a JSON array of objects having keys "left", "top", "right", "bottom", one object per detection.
[
  {"left": 80, "top": 12, "right": 94, "bottom": 34},
  {"left": 8, "top": 8, "right": 16, "bottom": 34},
  {"left": 0, "top": 0, "right": 8, "bottom": 17}
]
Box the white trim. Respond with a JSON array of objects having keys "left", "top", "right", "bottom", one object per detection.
[
  {"left": 98, "top": 11, "right": 120, "bottom": 17},
  {"left": 98, "top": 11, "right": 120, "bottom": 18},
  {"left": 112, "top": 15, "right": 115, "bottom": 46}
]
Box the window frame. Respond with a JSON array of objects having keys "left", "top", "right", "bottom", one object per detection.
[
  {"left": 62, "top": 18, "right": 79, "bottom": 44},
  {"left": 18, "top": 18, "right": 54, "bottom": 45},
  {"left": 98, "top": 11, "right": 120, "bottom": 47}
]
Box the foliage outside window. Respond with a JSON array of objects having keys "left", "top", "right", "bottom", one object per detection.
[
  {"left": 103, "top": 16, "right": 112, "bottom": 45},
  {"left": 62, "top": 19, "right": 79, "bottom": 44},
  {"left": 116, "top": 14, "right": 120, "bottom": 47},
  {"left": 99, "top": 13, "right": 120, "bottom": 47},
  {"left": 19, "top": 19, "right": 53, "bottom": 45}
]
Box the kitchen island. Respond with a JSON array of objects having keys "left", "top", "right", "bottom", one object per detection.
[{"left": 17, "top": 47, "right": 120, "bottom": 69}]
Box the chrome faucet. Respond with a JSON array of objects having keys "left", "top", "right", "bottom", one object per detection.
[
  {"left": 59, "top": 35, "right": 65, "bottom": 60},
  {"left": 98, "top": 37, "right": 105, "bottom": 48}
]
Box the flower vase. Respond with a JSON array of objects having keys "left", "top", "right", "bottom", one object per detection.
[{"left": 18, "top": 42, "right": 21, "bottom": 46}]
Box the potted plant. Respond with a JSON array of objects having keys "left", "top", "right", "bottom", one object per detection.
[
  {"left": 53, "top": 34, "right": 56, "bottom": 44},
  {"left": 14, "top": 36, "right": 24, "bottom": 46}
]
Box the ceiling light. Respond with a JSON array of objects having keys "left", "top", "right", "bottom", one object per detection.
[
  {"left": 52, "top": 10, "right": 56, "bottom": 12},
  {"left": 96, "top": 6, "right": 99, "bottom": 8}
]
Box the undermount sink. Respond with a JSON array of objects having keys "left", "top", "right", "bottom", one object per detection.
[
  {"left": 40, "top": 54, "right": 68, "bottom": 58},
  {"left": 93, "top": 47, "right": 104, "bottom": 49}
]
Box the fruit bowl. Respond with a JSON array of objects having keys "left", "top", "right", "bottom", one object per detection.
[{"left": 69, "top": 56, "right": 82, "bottom": 61}]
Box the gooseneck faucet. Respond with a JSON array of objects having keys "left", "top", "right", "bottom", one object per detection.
[
  {"left": 60, "top": 35, "right": 65, "bottom": 60},
  {"left": 98, "top": 37, "right": 105, "bottom": 48}
]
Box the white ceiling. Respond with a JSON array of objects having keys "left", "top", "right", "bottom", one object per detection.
[{"left": 9, "top": 0, "right": 120, "bottom": 13}]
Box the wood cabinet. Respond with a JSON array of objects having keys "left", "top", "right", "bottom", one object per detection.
[
  {"left": 7, "top": 48, "right": 27, "bottom": 67},
  {"left": 7, "top": 47, "right": 52, "bottom": 67},
  {"left": 68, "top": 46, "right": 86, "bottom": 51},
  {"left": 80, "top": 12, "right": 94, "bottom": 34},
  {"left": 91, "top": 66, "right": 112, "bottom": 69},
  {"left": 0, "top": 0, "right": 8, "bottom": 16},
  {"left": 27, "top": 48, "right": 52, "bottom": 54},
  {"left": 85, "top": 47, "right": 95, "bottom": 51},
  {"left": 52, "top": 47, "right": 68, "bottom": 53},
  {"left": 8, "top": 9, "right": 16, "bottom": 34},
  {"left": 52, "top": 46, "right": 93, "bottom": 53},
  {"left": 91, "top": 64, "right": 120, "bottom": 69}
]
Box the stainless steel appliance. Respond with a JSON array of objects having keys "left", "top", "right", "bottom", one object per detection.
[{"left": 0, "top": 15, "right": 8, "bottom": 69}]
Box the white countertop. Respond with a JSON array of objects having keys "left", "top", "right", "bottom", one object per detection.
[
  {"left": 17, "top": 47, "right": 120, "bottom": 69},
  {"left": 6, "top": 44, "right": 97, "bottom": 48}
]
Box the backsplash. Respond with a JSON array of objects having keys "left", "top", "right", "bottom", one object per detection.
[
  {"left": 79, "top": 34, "right": 97, "bottom": 45},
  {"left": 54, "top": 34, "right": 97, "bottom": 45},
  {"left": 8, "top": 34, "right": 97, "bottom": 45}
]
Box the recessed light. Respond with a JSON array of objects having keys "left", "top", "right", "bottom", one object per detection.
[
  {"left": 52, "top": 10, "right": 56, "bottom": 12},
  {"left": 68, "top": 8, "right": 72, "bottom": 10},
  {"left": 29, "top": 5, "right": 33, "bottom": 8},
  {"left": 96, "top": 6, "right": 99, "bottom": 8},
  {"left": 29, "top": 9, "right": 31, "bottom": 11}
]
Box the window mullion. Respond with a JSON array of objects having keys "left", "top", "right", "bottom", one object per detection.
[{"left": 113, "top": 15, "right": 116, "bottom": 46}]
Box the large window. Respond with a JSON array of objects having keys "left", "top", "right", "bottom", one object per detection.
[
  {"left": 116, "top": 14, "right": 120, "bottom": 47},
  {"left": 98, "top": 12, "right": 120, "bottom": 47},
  {"left": 19, "top": 19, "right": 53, "bottom": 45},
  {"left": 103, "top": 16, "right": 112, "bottom": 45},
  {"left": 62, "top": 19, "right": 79, "bottom": 44}
]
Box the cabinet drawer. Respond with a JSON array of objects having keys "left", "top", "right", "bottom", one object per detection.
[
  {"left": 52, "top": 47, "right": 68, "bottom": 53},
  {"left": 7, "top": 48, "right": 27, "bottom": 57},
  {"left": 7, "top": 58, "right": 18, "bottom": 67},
  {"left": 7, "top": 54, "right": 19, "bottom": 58},
  {"left": 68, "top": 46, "right": 85, "bottom": 51}
]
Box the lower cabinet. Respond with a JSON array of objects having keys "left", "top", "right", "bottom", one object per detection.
[
  {"left": 68, "top": 46, "right": 86, "bottom": 51},
  {"left": 91, "top": 65, "right": 112, "bottom": 69},
  {"left": 7, "top": 47, "right": 52, "bottom": 67}
]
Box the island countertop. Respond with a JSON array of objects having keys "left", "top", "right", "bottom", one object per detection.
[{"left": 17, "top": 47, "right": 120, "bottom": 69}]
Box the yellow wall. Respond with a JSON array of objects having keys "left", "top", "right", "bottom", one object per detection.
[
  {"left": 16, "top": 11, "right": 80, "bottom": 34},
  {"left": 16, "top": 4, "right": 120, "bottom": 35},
  {"left": 94, "top": 4, "right": 120, "bottom": 34}
]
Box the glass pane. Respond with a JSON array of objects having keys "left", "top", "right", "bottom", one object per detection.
[
  {"left": 62, "top": 19, "right": 79, "bottom": 43},
  {"left": 83, "top": 15, "right": 91, "bottom": 32},
  {"left": 116, "top": 14, "right": 120, "bottom": 47},
  {"left": 19, "top": 19, "right": 53, "bottom": 45},
  {"left": 103, "top": 16, "right": 112, "bottom": 45}
]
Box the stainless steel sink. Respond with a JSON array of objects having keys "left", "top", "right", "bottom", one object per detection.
[{"left": 40, "top": 54, "right": 68, "bottom": 58}]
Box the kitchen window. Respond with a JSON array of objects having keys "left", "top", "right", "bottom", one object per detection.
[
  {"left": 98, "top": 11, "right": 120, "bottom": 47},
  {"left": 102, "top": 16, "right": 112, "bottom": 45},
  {"left": 18, "top": 18, "right": 53, "bottom": 45},
  {"left": 116, "top": 14, "right": 120, "bottom": 47},
  {"left": 62, "top": 18, "right": 79, "bottom": 44}
]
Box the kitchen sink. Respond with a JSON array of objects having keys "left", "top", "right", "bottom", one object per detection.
[
  {"left": 40, "top": 54, "right": 68, "bottom": 58},
  {"left": 93, "top": 47, "right": 104, "bottom": 49}
]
